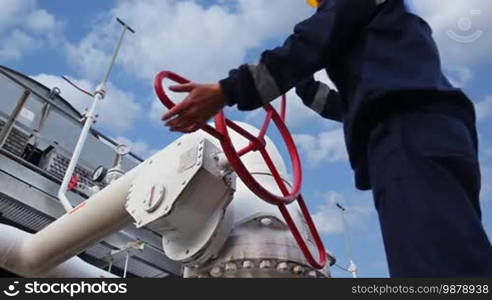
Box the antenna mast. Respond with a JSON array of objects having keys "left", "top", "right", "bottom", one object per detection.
[{"left": 58, "top": 17, "right": 136, "bottom": 212}]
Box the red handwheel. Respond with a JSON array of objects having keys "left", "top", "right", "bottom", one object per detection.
[{"left": 154, "top": 71, "right": 327, "bottom": 269}]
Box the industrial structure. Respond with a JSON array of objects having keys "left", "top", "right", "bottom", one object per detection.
[
  {"left": 0, "top": 65, "right": 335, "bottom": 278},
  {"left": 0, "top": 65, "right": 182, "bottom": 277}
]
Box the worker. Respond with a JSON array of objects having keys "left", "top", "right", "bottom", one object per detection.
[{"left": 162, "top": 0, "right": 492, "bottom": 277}]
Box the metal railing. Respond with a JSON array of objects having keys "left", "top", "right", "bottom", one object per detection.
[{"left": 0, "top": 67, "right": 144, "bottom": 163}]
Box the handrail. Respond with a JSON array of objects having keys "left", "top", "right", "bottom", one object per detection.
[
  {"left": 57, "top": 17, "right": 135, "bottom": 212},
  {"left": 0, "top": 90, "right": 31, "bottom": 148}
]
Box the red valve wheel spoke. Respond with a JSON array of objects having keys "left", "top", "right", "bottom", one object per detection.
[
  {"left": 259, "top": 145, "right": 327, "bottom": 268},
  {"left": 225, "top": 119, "right": 259, "bottom": 143},
  {"left": 258, "top": 108, "right": 273, "bottom": 140},
  {"left": 237, "top": 142, "right": 255, "bottom": 157},
  {"left": 213, "top": 100, "right": 302, "bottom": 205},
  {"left": 259, "top": 148, "right": 290, "bottom": 198},
  {"left": 201, "top": 124, "right": 225, "bottom": 141},
  {"left": 277, "top": 197, "right": 327, "bottom": 269}
]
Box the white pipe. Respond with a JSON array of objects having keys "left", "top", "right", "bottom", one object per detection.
[
  {"left": 0, "top": 224, "right": 117, "bottom": 278},
  {"left": 58, "top": 91, "right": 104, "bottom": 212},
  {"left": 1, "top": 166, "right": 139, "bottom": 276}
]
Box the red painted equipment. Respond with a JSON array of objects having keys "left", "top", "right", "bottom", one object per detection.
[
  {"left": 154, "top": 71, "right": 327, "bottom": 269},
  {"left": 67, "top": 173, "right": 80, "bottom": 191}
]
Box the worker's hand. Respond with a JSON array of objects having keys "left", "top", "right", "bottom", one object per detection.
[{"left": 162, "top": 82, "right": 227, "bottom": 133}]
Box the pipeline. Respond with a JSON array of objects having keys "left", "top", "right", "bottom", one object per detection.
[
  {"left": 0, "top": 165, "right": 139, "bottom": 277},
  {"left": 0, "top": 224, "right": 117, "bottom": 278}
]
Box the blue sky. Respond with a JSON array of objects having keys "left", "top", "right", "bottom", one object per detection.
[{"left": 1, "top": 0, "right": 491, "bottom": 278}]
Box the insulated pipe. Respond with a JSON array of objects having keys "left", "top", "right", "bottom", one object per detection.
[
  {"left": 2, "top": 166, "right": 140, "bottom": 276},
  {"left": 0, "top": 224, "right": 117, "bottom": 278}
]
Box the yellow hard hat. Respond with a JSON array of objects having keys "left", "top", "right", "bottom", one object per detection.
[{"left": 306, "top": 0, "right": 320, "bottom": 8}]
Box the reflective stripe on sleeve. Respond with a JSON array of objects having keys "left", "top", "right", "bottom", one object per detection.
[{"left": 310, "top": 83, "right": 331, "bottom": 114}]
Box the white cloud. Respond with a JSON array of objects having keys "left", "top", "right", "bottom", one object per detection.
[
  {"left": 443, "top": 65, "right": 473, "bottom": 88},
  {"left": 312, "top": 191, "right": 372, "bottom": 235},
  {"left": 294, "top": 128, "right": 348, "bottom": 167},
  {"left": 475, "top": 96, "right": 492, "bottom": 122},
  {"left": 0, "top": 0, "right": 36, "bottom": 32},
  {"left": 64, "top": 24, "right": 117, "bottom": 81},
  {"left": 0, "top": 30, "right": 39, "bottom": 61},
  {"left": 61, "top": 1, "right": 338, "bottom": 130},
  {"left": 114, "top": 136, "right": 158, "bottom": 159},
  {"left": 0, "top": 0, "right": 61, "bottom": 63},
  {"left": 31, "top": 74, "right": 143, "bottom": 134},
  {"left": 25, "top": 9, "right": 57, "bottom": 33},
  {"left": 61, "top": 0, "right": 312, "bottom": 126},
  {"left": 149, "top": 99, "right": 166, "bottom": 125},
  {"left": 64, "top": 0, "right": 313, "bottom": 83}
]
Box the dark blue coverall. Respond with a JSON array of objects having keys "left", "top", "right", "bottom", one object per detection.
[{"left": 219, "top": 0, "right": 492, "bottom": 277}]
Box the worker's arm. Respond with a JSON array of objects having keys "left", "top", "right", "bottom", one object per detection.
[
  {"left": 295, "top": 76, "right": 344, "bottom": 122},
  {"left": 163, "top": 0, "right": 383, "bottom": 132},
  {"left": 219, "top": 0, "right": 381, "bottom": 111}
]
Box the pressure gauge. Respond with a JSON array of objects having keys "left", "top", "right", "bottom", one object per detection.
[
  {"left": 92, "top": 165, "right": 107, "bottom": 183},
  {"left": 115, "top": 144, "right": 131, "bottom": 156}
]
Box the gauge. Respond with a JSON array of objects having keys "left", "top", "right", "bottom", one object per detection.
[{"left": 92, "top": 165, "right": 107, "bottom": 183}]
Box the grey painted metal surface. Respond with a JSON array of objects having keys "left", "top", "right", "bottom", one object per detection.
[
  {"left": 0, "top": 90, "right": 31, "bottom": 148},
  {"left": 0, "top": 66, "right": 143, "bottom": 168}
]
